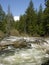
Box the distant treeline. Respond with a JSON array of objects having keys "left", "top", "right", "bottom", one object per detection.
[{"left": 0, "top": 0, "right": 49, "bottom": 37}]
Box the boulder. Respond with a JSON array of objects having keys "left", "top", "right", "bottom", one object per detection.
[
  {"left": 46, "top": 50, "right": 49, "bottom": 54},
  {"left": 41, "top": 60, "right": 49, "bottom": 65},
  {"left": 33, "top": 39, "right": 48, "bottom": 45},
  {"left": 0, "top": 46, "right": 7, "bottom": 51},
  {"left": 13, "top": 40, "right": 31, "bottom": 48}
]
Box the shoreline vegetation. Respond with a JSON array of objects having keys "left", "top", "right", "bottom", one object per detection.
[{"left": 0, "top": 30, "right": 49, "bottom": 41}]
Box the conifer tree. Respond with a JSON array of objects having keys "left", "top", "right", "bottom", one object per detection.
[
  {"left": 44, "top": 0, "right": 49, "bottom": 35},
  {"left": 6, "top": 5, "right": 14, "bottom": 36},
  {"left": 0, "top": 4, "right": 5, "bottom": 32},
  {"left": 25, "top": 0, "right": 37, "bottom": 35},
  {"left": 37, "top": 4, "right": 45, "bottom": 36}
]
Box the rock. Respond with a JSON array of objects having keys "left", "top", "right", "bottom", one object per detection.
[
  {"left": 0, "top": 46, "right": 7, "bottom": 51},
  {"left": 0, "top": 38, "right": 31, "bottom": 50},
  {"left": 46, "top": 50, "right": 49, "bottom": 54},
  {"left": 33, "top": 39, "right": 40, "bottom": 44},
  {"left": 41, "top": 60, "right": 49, "bottom": 65},
  {"left": 33, "top": 39, "right": 48, "bottom": 45},
  {"left": 13, "top": 40, "right": 31, "bottom": 48}
]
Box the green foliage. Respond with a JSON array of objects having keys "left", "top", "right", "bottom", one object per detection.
[
  {"left": 37, "top": 4, "right": 45, "bottom": 36},
  {"left": 0, "top": 5, "right": 14, "bottom": 36},
  {"left": 0, "top": 4, "right": 6, "bottom": 32},
  {"left": 0, "top": 0, "right": 49, "bottom": 37},
  {"left": 43, "top": 0, "right": 49, "bottom": 35},
  {"left": 25, "top": 0, "right": 37, "bottom": 35},
  {"left": 18, "top": 15, "right": 26, "bottom": 32},
  {"left": 15, "top": 0, "right": 47, "bottom": 36},
  {"left": 5, "top": 5, "right": 15, "bottom": 36}
]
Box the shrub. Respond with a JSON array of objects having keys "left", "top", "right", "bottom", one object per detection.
[
  {"left": 0, "top": 30, "right": 4, "bottom": 40},
  {"left": 10, "top": 29, "right": 20, "bottom": 36}
]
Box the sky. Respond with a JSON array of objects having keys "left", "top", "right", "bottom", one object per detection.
[{"left": 0, "top": 0, "right": 45, "bottom": 16}]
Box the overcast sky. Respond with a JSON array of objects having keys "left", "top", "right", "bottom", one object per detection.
[{"left": 0, "top": 0, "right": 45, "bottom": 16}]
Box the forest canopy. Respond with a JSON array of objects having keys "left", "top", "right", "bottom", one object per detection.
[{"left": 0, "top": 0, "right": 49, "bottom": 37}]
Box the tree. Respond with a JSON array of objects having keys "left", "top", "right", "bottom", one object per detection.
[
  {"left": 37, "top": 4, "right": 45, "bottom": 36},
  {"left": 0, "top": 4, "right": 6, "bottom": 32},
  {"left": 44, "top": 0, "right": 49, "bottom": 35},
  {"left": 6, "top": 5, "right": 14, "bottom": 36},
  {"left": 25, "top": 0, "right": 37, "bottom": 35},
  {"left": 16, "top": 15, "right": 26, "bottom": 33}
]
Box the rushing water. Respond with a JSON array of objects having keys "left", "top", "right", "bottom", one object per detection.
[{"left": 0, "top": 36, "right": 49, "bottom": 65}]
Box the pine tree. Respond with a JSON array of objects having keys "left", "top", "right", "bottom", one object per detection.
[
  {"left": 25, "top": 0, "right": 37, "bottom": 35},
  {"left": 0, "top": 4, "right": 5, "bottom": 32},
  {"left": 6, "top": 5, "right": 14, "bottom": 36},
  {"left": 17, "top": 15, "right": 26, "bottom": 33},
  {"left": 44, "top": 0, "right": 49, "bottom": 35},
  {"left": 37, "top": 4, "right": 45, "bottom": 36}
]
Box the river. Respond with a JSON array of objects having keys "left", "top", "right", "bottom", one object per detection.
[{"left": 0, "top": 36, "right": 49, "bottom": 65}]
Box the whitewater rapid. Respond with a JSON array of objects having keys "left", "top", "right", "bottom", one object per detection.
[{"left": 0, "top": 36, "right": 49, "bottom": 65}]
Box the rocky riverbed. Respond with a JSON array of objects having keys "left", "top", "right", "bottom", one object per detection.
[{"left": 0, "top": 36, "right": 49, "bottom": 65}]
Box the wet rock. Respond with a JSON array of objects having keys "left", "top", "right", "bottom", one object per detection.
[
  {"left": 33, "top": 39, "right": 48, "bottom": 45},
  {"left": 13, "top": 40, "right": 31, "bottom": 48},
  {"left": 0, "top": 49, "right": 15, "bottom": 56},
  {"left": 41, "top": 60, "right": 49, "bottom": 65},
  {"left": 0, "top": 45, "right": 7, "bottom": 51},
  {"left": 0, "top": 39, "right": 31, "bottom": 51},
  {"left": 46, "top": 50, "right": 49, "bottom": 54}
]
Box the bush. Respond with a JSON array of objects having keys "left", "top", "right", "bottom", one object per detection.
[
  {"left": 20, "top": 33, "right": 28, "bottom": 37},
  {"left": 0, "top": 30, "right": 4, "bottom": 40},
  {"left": 10, "top": 29, "right": 20, "bottom": 36}
]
